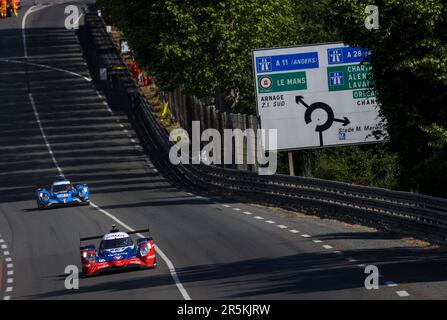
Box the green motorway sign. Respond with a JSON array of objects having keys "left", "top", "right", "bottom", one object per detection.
[{"left": 258, "top": 72, "right": 307, "bottom": 93}]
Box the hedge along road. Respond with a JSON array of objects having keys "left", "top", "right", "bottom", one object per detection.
[{"left": 0, "top": 0, "right": 447, "bottom": 300}]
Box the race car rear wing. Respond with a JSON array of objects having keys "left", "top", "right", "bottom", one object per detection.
[{"left": 79, "top": 226, "right": 151, "bottom": 242}]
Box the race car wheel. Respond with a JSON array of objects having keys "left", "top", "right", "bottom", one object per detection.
[
  {"left": 81, "top": 200, "right": 90, "bottom": 206},
  {"left": 37, "top": 201, "right": 45, "bottom": 210}
]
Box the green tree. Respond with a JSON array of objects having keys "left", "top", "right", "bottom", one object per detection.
[
  {"left": 98, "top": 0, "right": 300, "bottom": 113},
  {"left": 330, "top": 0, "right": 447, "bottom": 196}
]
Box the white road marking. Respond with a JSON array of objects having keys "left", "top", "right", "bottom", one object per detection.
[
  {"left": 396, "top": 290, "right": 410, "bottom": 297},
  {"left": 5, "top": 258, "right": 11, "bottom": 262},
  {"left": 131, "top": 139, "right": 136, "bottom": 143},
  {"left": 6, "top": 287, "right": 12, "bottom": 292},
  {"left": 3, "top": 296, "right": 10, "bottom": 300},
  {"left": 254, "top": 216, "right": 264, "bottom": 220},
  {"left": 89, "top": 202, "right": 191, "bottom": 300},
  {"left": 29, "top": 93, "right": 64, "bottom": 176},
  {"left": 233, "top": 208, "right": 241, "bottom": 211},
  {"left": 2, "top": 58, "right": 93, "bottom": 82},
  {"left": 265, "top": 220, "right": 275, "bottom": 224},
  {"left": 312, "top": 240, "right": 322, "bottom": 243},
  {"left": 1, "top": 244, "right": 7, "bottom": 249},
  {"left": 222, "top": 204, "right": 230, "bottom": 208},
  {"left": 6, "top": 278, "right": 13, "bottom": 284},
  {"left": 243, "top": 211, "right": 252, "bottom": 215},
  {"left": 7, "top": 264, "right": 13, "bottom": 269},
  {"left": 333, "top": 251, "right": 344, "bottom": 255},
  {"left": 301, "top": 234, "right": 310, "bottom": 238},
  {"left": 289, "top": 230, "right": 299, "bottom": 233},
  {"left": 3, "top": 251, "right": 10, "bottom": 256},
  {"left": 7, "top": 271, "right": 13, "bottom": 276},
  {"left": 322, "top": 245, "right": 333, "bottom": 249},
  {"left": 277, "top": 225, "right": 287, "bottom": 229},
  {"left": 0, "top": 239, "right": 4, "bottom": 243},
  {"left": 22, "top": 6, "right": 192, "bottom": 300},
  {"left": 357, "top": 264, "right": 366, "bottom": 268},
  {"left": 385, "top": 281, "right": 398, "bottom": 287},
  {"left": 22, "top": 5, "right": 51, "bottom": 58}
]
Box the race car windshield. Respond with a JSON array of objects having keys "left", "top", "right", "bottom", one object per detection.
[
  {"left": 101, "top": 237, "right": 133, "bottom": 249},
  {"left": 53, "top": 184, "right": 73, "bottom": 193}
]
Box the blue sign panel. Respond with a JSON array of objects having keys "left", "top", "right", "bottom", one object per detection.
[
  {"left": 329, "top": 71, "right": 344, "bottom": 86},
  {"left": 256, "top": 52, "right": 319, "bottom": 73},
  {"left": 327, "top": 47, "right": 371, "bottom": 65}
]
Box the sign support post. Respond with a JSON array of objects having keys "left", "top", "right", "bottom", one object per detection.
[{"left": 288, "top": 151, "right": 295, "bottom": 176}]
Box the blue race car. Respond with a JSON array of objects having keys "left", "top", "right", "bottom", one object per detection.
[{"left": 36, "top": 177, "right": 90, "bottom": 209}]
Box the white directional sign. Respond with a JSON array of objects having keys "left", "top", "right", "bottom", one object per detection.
[{"left": 252, "top": 43, "right": 387, "bottom": 151}]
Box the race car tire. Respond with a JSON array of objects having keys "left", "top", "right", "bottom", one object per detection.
[
  {"left": 37, "top": 201, "right": 45, "bottom": 210},
  {"left": 81, "top": 200, "right": 90, "bottom": 206}
]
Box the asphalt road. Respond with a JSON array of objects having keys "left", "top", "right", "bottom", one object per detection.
[{"left": 0, "top": 1, "right": 447, "bottom": 300}]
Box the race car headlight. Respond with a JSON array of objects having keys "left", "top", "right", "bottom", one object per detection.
[
  {"left": 139, "top": 245, "right": 150, "bottom": 257},
  {"left": 40, "top": 193, "right": 49, "bottom": 201},
  {"left": 82, "top": 251, "right": 96, "bottom": 263}
]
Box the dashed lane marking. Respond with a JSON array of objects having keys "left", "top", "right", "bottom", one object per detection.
[
  {"left": 322, "top": 245, "right": 333, "bottom": 249},
  {"left": 22, "top": 5, "right": 192, "bottom": 299},
  {"left": 385, "top": 281, "right": 398, "bottom": 287},
  {"left": 277, "top": 225, "right": 287, "bottom": 229},
  {"left": 396, "top": 290, "right": 410, "bottom": 297}
]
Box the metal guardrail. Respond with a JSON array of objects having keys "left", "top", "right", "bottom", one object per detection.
[{"left": 84, "top": 12, "right": 447, "bottom": 244}]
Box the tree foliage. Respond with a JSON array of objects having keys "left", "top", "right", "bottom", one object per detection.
[
  {"left": 98, "top": 0, "right": 447, "bottom": 196},
  {"left": 331, "top": 0, "right": 447, "bottom": 196},
  {"left": 98, "top": 0, "right": 300, "bottom": 113}
]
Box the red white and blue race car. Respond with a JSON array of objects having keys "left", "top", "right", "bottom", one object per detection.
[{"left": 80, "top": 225, "right": 156, "bottom": 277}]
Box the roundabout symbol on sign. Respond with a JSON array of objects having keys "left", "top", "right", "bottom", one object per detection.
[
  {"left": 259, "top": 76, "right": 273, "bottom": 90},
  {"left": 296, "top": 95, "right": 350, "bottom": 147}
]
